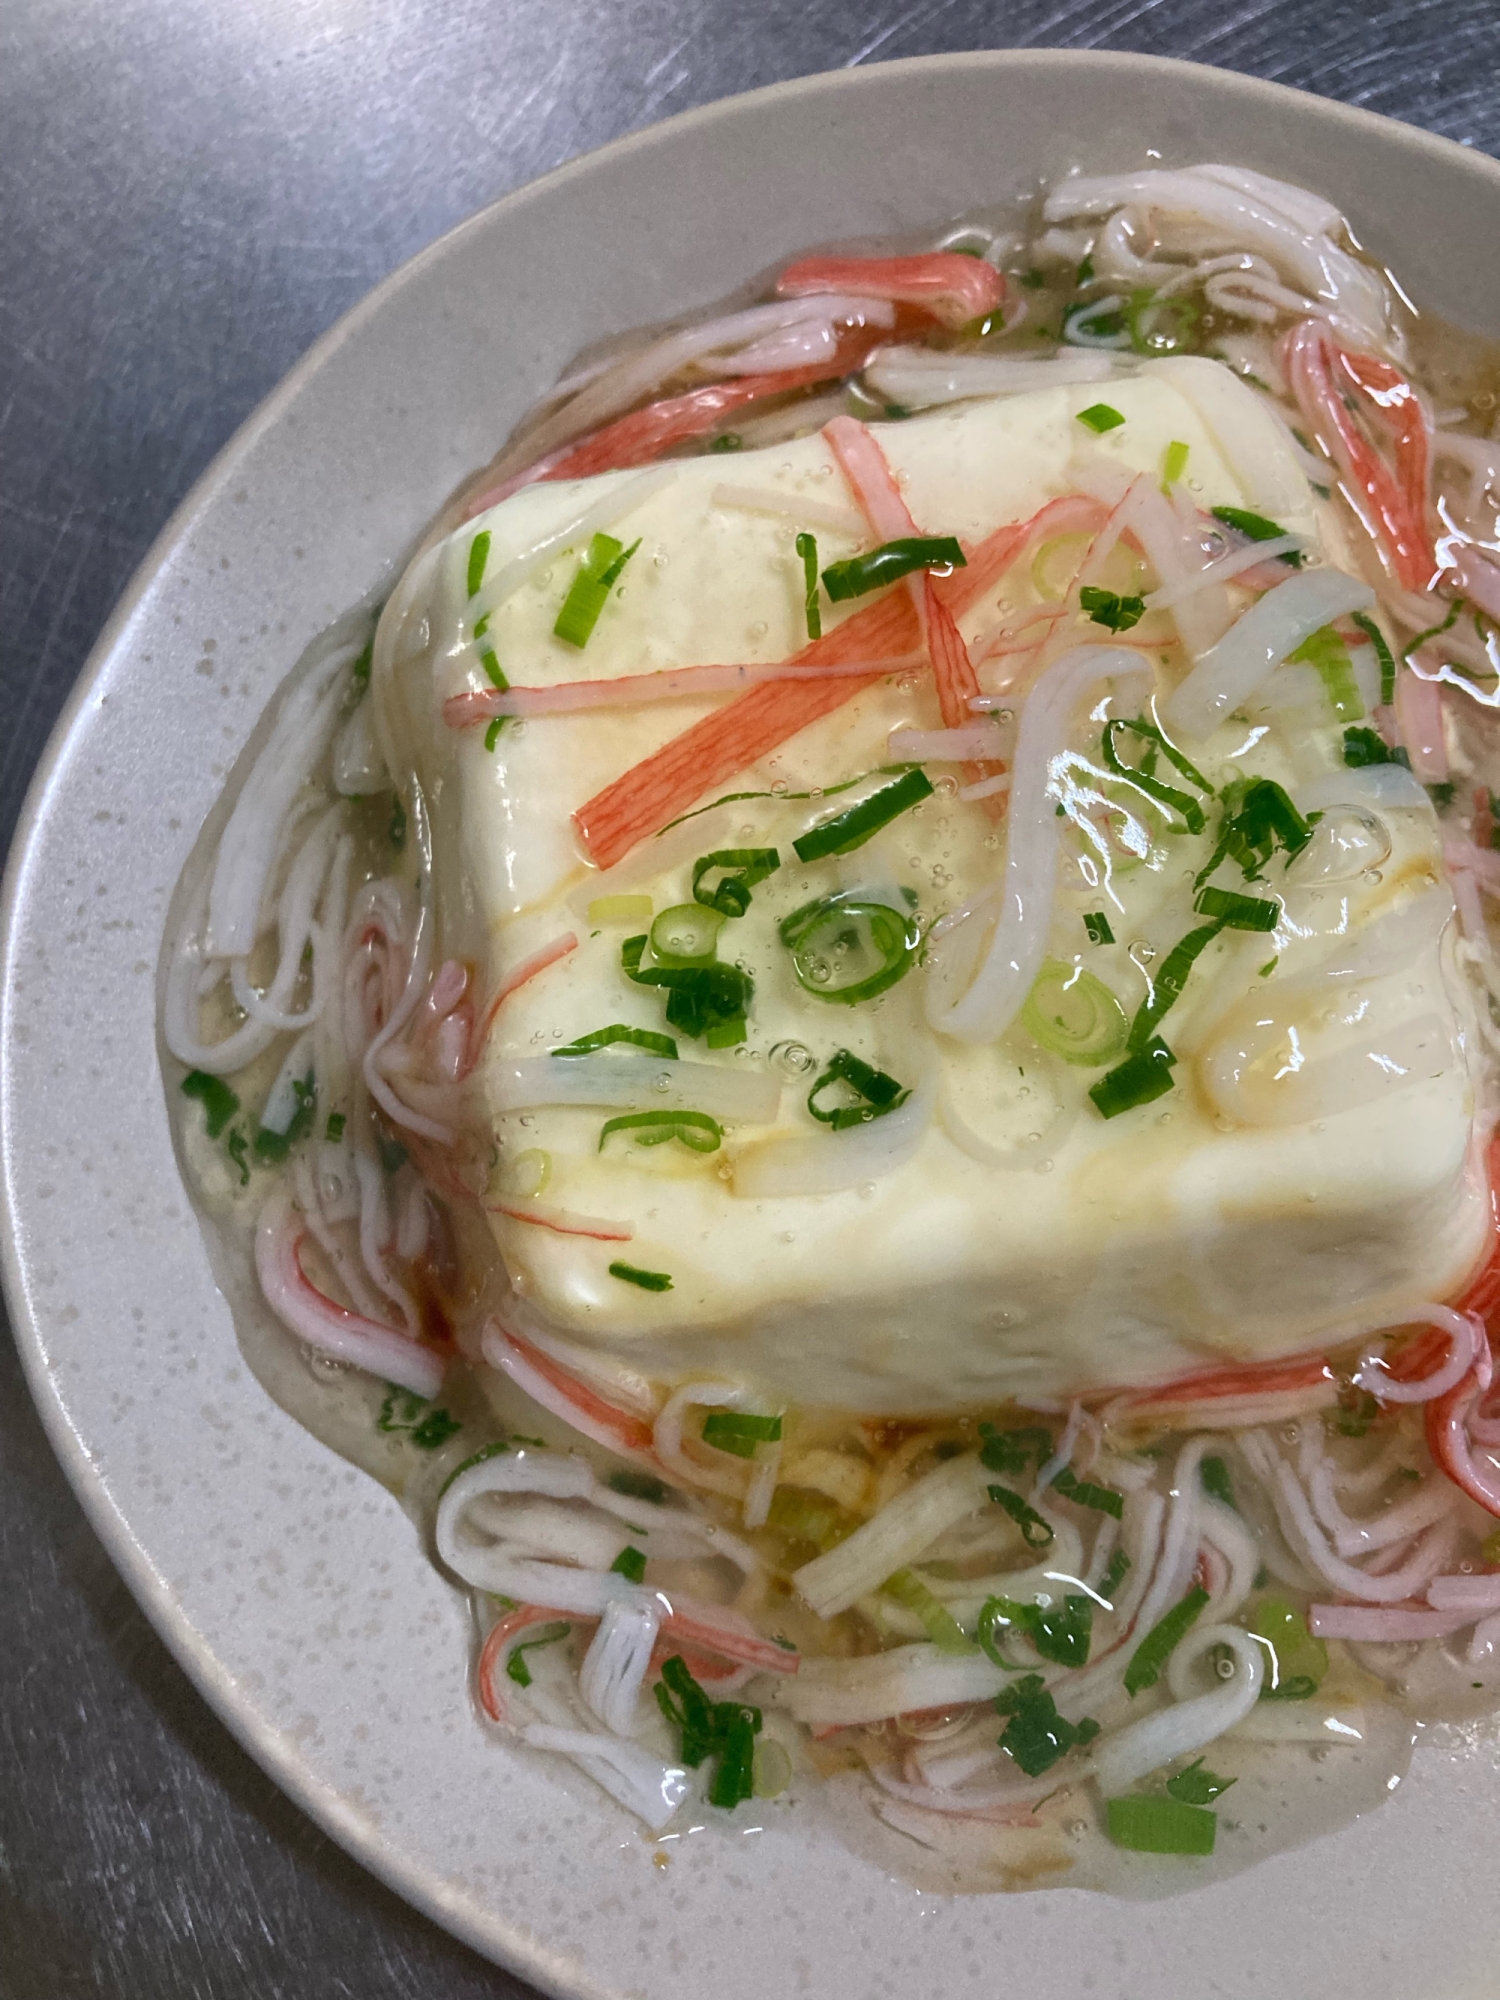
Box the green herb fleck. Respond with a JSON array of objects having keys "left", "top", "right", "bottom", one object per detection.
[
  {"left": 1166, "top": 1756, "right": 1236, "bottom": 1805},
  {"left": 1076, "top": 403, "right": 1125, "bottom": 434},
  {"left": 1084, "top": 910, "right": 1115, "bottom": 946},
  {"left": 795, "top": 530, "right": 822, "bottom": 641},
  {"left": 1125, "top": 1585, "right": 1210, "bottom": 1696},
  {"left": 608, "top": 1261, "right": 673, "bottom": 1292},
  {"left": 610, "top": 1545, "right": 647, "bottom": 1583},
  {"left": 995, "top": 1673, "right": 1100, "bottom": 1777},
  {"left": 180, "top": 1070, "right": 240, "bottom": 1139}
]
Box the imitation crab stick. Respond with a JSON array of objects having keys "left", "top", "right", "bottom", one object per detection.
[
  {"left": 776, "top": 252, "right": 1005, "bottom": 332},
  {"left": 573, "top": 590, "right": 921, "bottom": 868}
]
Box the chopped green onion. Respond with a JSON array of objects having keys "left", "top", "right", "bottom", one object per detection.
[
  {"left": 821, "top": 536, "right": 966, "bottom": 603},
  {"left": 379, "top": 1137, "right": 408, "bottom": 1174},
  {"left": 655, "top": 1655, "right": 762, "bottom": 1807},
  {"left": 1124, "top": 1584, "right": 1210, "bottom": 1696},
  {"left": 793, "top": 767, "right": 934, "bottom": 862},
  {"left": 474, "top": 608, "right": 507, "bottom": 695},
  {"left": 1051, "top": 1465, "right": 1124, "bottom": 1518},
  {"left": 1080, "top": 585, "right": 1146, "bottom": 633},
  {"left": 883, "top": 1568, "right": 976, "bottom": 1654},
  {"left": 779, "top": 891, "right": 921, "bottom": 1005},
  {"left": 1290, "top": 625, "right": 1364, "bottom": 722},
  {"left": 1101, "top": 717, "right": 1212, "bottom": 834},
  {"left": 978, "top": 1424, "right": 1054, "bottom": 1475},
  {"left": 1403, "top": 596, "right": 1462, "bottom": 665},
  {"left": 225, "top": 1129, "right": 250, "bottom": 1185},
  {"left": 1100, "top": 1547, "right": 1132, "bottom": 1601},
  {"left": 1076, "top": 402, "right": 1125, "bottom": 434},
  {"left": 553, "top": 532, "right": 641, "bottom": 648},
  {"left": 752, "top": 1738, "right": 793, "bottom": 1798},
  {"left": 1127, "top": 922, "right": 1223, "bottom": 1051},
  {"left": 701, "top": 1410, "right": 783, "bottom": 1458},
  {"left": 995, "top": 1674, "right": 1100, "bottom": 1777},
  {"left": 1351, "top": 609, "right": 1396, "bottom": 704},
  {"left": 467, "top": 530, "right": 491, "bottom": 599},
  {"left": 1193, "top": 885, "right": 1280, "bottom": 931},
  {"left": 1129, "top": 292, "right": 1200, "bottom": 357},
  {"left": 1090, "top": 1036, "right": 1178, "bottom": 1118},
  {"left": 1083, "top": 911, "right": 1115, "bottom": 946},
  {"left": 1259, "top": 956, "right": 1278, "bottom": 977},
  {"left": 254, "top": 1074, "right": 316, "bottom": 1163},
  {"left": 1196, "top": 776, "right": 1315, "bottom": 887},
  {"left": 979, "top": 1591, "right": 1093, "bottom": 1668},
  {"left": 180, "top": 1070, "right": 240, "bottom": 1139},
  {"left": 806, "top": 1048, "right": 910, "bottom": 1130},
  {"left": 708, "top": 432, "right": 744, "bottom": 454},
  {"left": 1106, "top": 1795, "right": 1216, "bottom": 1855},
  {"left": 1200, "top": 1456, "right": 1235, "bottom": 1509},
  {"left": 987, "top": 1483, "right": 1054, "bottom": 1550},
  {"left": 1075, "top": 254, "right": 1095, "bottom": 284},
  {"left": 599, "top": 1109, "right": 723, "bottom": 1154},
  {"left": 506, "top": 1621, "right": 571, "bottom": 1688},
  {"left": 325, "top": 1111, "right": 346, "bottom": 1142},
  {"left": 1251, "top": 1597, "right": 1327, "bottom": 1699},
  {"left": 608, "top": 1468, "right": 669, "bottom": 1502},
  {"left": 649, "top": 902, "right": 727, "bottom": 965},
  {"left": 588, "top": 893, "right": 654, "bottom": 926},
  {"left": 1342, "top": 725, "right": 1410, "bottom": 770},
  {"left": 608, "top": 1261, "right": 673, "bottom": 1292},
  {"left": 1212, "top": 505, "right": 1303, "bottom": 566},
  {"left": 795, "top": 531, "right": 822, "bottom": 641},
  {"left": 484, "top": 718, "right": 504, "bottom": 753},
  {"left": 1021, "top": 268, "right": 1048, "bottom": 290},
  {"left": 610, "top": 1545, "right": 647, "bottom": 1583},
  {"left": 1020, "top": 961, "right": 1129, "bottom": 1067},
  {"left": 621, "top": 933, "right": 752, "bottom": 1045},
  {"left": 1166, "top": 1757, "right": 1235, "bottom": 1805},
  {"left": 350, "top": 636, "right": 374, "bottom": 691},
  {"left": 691, "top": 848, "right": 780, "bottom": 918},
  {"left": 767, "top": 1485, "right": 858, "bottom": 1550},
  {"left": 1065, "top": 301, "right": 1128, "bottom": 346},
  {"left": 1160, "top": 439, "right": 1191, "bottom": 488},
  {"left": 552, "top": 1023, "right": 679, "bottom": 1059}
]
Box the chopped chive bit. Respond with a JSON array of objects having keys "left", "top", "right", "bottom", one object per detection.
[
  {"left": 552, "top": 1023, "right": 679, "bottom": 1059},
  {"left": 1200, "top": 1455, "right": 1235, "bottom": 1509},
  {"left": 995, "top": 1673, "right": 1100, "bottom": 1776},
  {"left": 1051, "top": 1464, "right": 1124, "bottom": 1517},
  {"left": 1212, "top": 505, "right": 1304, "bottom": 567},
  {"left": 795, "top": 531, "right": 822, "bottom": 641},
  {"left": 1079, "top": 585, "right": 1145, "bottom": 633},
  {"left": 1351, "top": 609, "right": 1396, "bottom": 704},
  {"left": 1289, "top": 624, "right": 1363, "bottom": 723},
  {"left": 180, "top": 1070, "right": 240, "bottom": 1138},
  {"left": 820, "top": 535, "right": 966, "bottom": 602},
  {"left": 610, "top": 1545, "right": 647, "bottom": 1583},
  {"left": 325, "top": 1111, "right": 347, "bottom": 1142},
  {"left": 1083, "top": 910, "right": 1114, "bottom": 946},
  {"left": 1166, "top": 1757, "right": 1235, "bottom": 1805},
  {"left": 1089, "top": 1035, "right": 1177, "bottom": 1119},
  {"left": 484, "top": 718, "right": 503, "bottom": 753},
  {"left": 692, "top": 847, "right": 780, "bottom": 917},
  {"left": 1076, "top": 402, "right": 1125, "bottom": 434},
  {"left": 1342, "top": 724, "right": 1409, "bottom": 770},
  {"left": 609, "top": 1260, "right": 673, "bottom": 1292},
  {"left": 708, "top": 432, "right": 744, "bottom": 454},
  {"left": 554, "top": 532, "right": 641, "bottom": 648},
  {"left": 654, "top": 1654, "right": 762, "bottom": 1808},
  {"left": 506, "top": 1620, "right": 571, "bottom": 1688},
  {"left": 987, "top": 1482, "right": 1054, "bottom": 1549},
  {"left": 1193, "top": 884, "right": 1280, "bottom": 932},
  {"left": 701, "top": 1410, "right": 783, "bottom": 1458},
  {"left": 350, "top": 636, "right": 374, "bottom": 691},
  {"left": 598, "top": 1109, "right": 723, "bottom": 1154},
  {"left": 1161, "top": 440, "right": 1190, "bottom": 488},
  {"left": 467, "top": 529, "right": 491, "bottom": 599},
  {"left": 884, "top": 1568, "right": 975, "bottom": 1653},
  {"left": 792, "top": 766, "right": 933, "bottom": 862},
  {"left": 1123, "top": 1584, "right": 1209, "bottom": 1696},
  {"left": 1106, "top": 1795, "right": 1216, "bottom": 1855},
  {"left": 806, "top": 1048, "right": 910, "bottom": 1129}
]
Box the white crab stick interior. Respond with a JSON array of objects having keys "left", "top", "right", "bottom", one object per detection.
[{"left": 380, "top": 362, "right": 1487, "bottom": 1414}]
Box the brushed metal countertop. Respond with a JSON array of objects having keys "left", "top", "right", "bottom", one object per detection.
[{"left": 2, "top": 5, "right": 1497, "bottom": 1994}]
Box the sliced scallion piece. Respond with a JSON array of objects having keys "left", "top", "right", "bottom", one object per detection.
[
  {"left": 1083, "top": 911, "right": 1115, "bottom": 946},
  {"left": 610, "top": 1545, "right": 647, "bottom": 1583},
  {"left": 987, "top": 1482, "right": 1054, "bottom": 1549},
  {"left": 1020, "top": 961, "right": 1128, "bottom": 1067},
  {"left": 649, "top": 902, "right": 727, "bottom": 965},
  {"left": 506, "top": 1620, "right": 571, "bottom": 1688},
  {"left": 1089, "top": 1035, "right": 1178, "bottom": 1119},
  {"left": 552, "top": 1023, "right": 679, "bottom": 1059},
  {"left": 1351, "top": 609, "right": 1395, "bottom": 703},
  {"left": 821, "top": 536, "right": 966, "bottom": 603},
  {"left": 599, "top": 1109, "right": 723, "bottom": 1154},
  {"left": 1251, "top": 1597, "right": 1327, "bottom": 1699},
  {"left": 181, "top": 1070, "right": 240, "bottom": 1138},
  {"left": 1124, "top": 1584, "right": 1210, "bottom": 1696},
  {"left": 1080, "top": 585, "right": 1146, "bottom": 633},
  {"left": 1289, "top": 624, "right": 1364, "bottom": 722},
  {"left": 691, "top": 848, "right": 780, "bottom": 918},
  {"left": 1196, "top": 776, "right": 1316, "bottom": 887},
  {"left": 621, "top": 934, "right": 753, "bottom": 1046},
  {"left": 780, "top": 892, "right": 921, "bottom": 1005},
  {"left": 608, "top": 1261, "right": 673, "bottom": 1292},
  {"left": 1102, "top": 717, "right": 1211, "bottom": 834},
  {"left": 1127, "top": 921, "right": 1224, "bottom": 1051},
  {"left": 1050, "top": 1465, "right": 1124, "bottom": 1517},
  {"left": 1166, "top": 1757, "right": 1235, "bottom": 1804},
  {"left": 1076, "top": 401, "right": 1125, "bottom": 434},
  {"left": 793, "top": 767, "right": 933, "bottom": 862},
  {"left": 702, "top": 1410, "right": 783, "bottom": 1458},
  {"left": 1106, "top": 1795, "right": 1216, "bottom": 1855},
  {"left": 1160, "top": 439, "right": 1190, "bottom": 487},
  {"left": 1200, "top": 1456, "right": 1235, "bottom": 1509},
  {"left": 806, "top": 1048, "right": 910, "bottom": 1130},
  {"left": 795, "top": 530, "right": 822, "bottom": 641},
  {"left": 467, "top": 530, "right": 491, "bottom": 599},
  {"left": 883, "top": 1568, "right": 975, "bottom": 1654},
  {"left": 1193, "top": 885, "right": 1280, "bottom": 931},
  {"left": 1212, "top": 505, "right": 1304, "bottom": 567},
  {"left": 553, "top": 532, "right": 641, "bottom": 648},
  {"left": 1129, "top": 291, "right": 1199, "bottom": 356},
  {"left": 1342, "top": 725, "right": 1410, "bottom": 770},
  {"left": 995, "top": 1673, "right": 1100, "bottom": 1776}
]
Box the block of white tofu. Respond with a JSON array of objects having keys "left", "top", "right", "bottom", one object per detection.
[{"left": 377, "top": 360, "right": 1489, "bottom": 1414}]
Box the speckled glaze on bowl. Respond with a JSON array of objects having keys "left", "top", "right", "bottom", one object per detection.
[{"left": 6, "top": 50, "right": 1500, "bottom": 2000}]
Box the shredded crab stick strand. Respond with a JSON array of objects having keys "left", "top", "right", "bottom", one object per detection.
[
  {"left": 460, "top": 931, "right": 578, "bottom": 1079},
  {"left": 775, "top": 252, "right": 1006, "bottom": 331},
  {"left": 255, "top": 1185, "right": 445, "bottom": 1398},
  {"left": 483, "top": 1320, "right": 658, "bottom": 1460},
  {"left": 1427, "top": 1371, "right": 1500, "bottom": 1518},
  {"left": 487, "top": 1196, "right": 635, "bottom": 1242},
  {"left": 573, "top": 589, "right": 921, "bottom": 868},
  {"left": 444, "top": 652, "right": 924, "bottom": 726},
  {"left": 1283, "top": 319, "right": 1436, "bottom": 591},
  {"left": 823, "top": 415, "right": 1003, "bottom": 801},
  {"left": 1356, "top": 1305, "right": 1488, "bottom": 1405},
  {"left": 1308, "top": 1603, "right": 1478, "bottom": 1642}
]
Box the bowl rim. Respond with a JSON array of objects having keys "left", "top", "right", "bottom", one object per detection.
[{"left": 6, "top": 45, "right": 1500, "bottom": 1993}]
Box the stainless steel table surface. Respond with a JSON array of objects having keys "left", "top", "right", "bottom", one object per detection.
[{"left": 3, "top": 3, "right": 1499, "bottom": 1995}]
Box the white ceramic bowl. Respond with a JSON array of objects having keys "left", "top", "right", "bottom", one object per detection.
[{"left": 6, "top": 50, "right": 1500, "bottom": 2000}]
